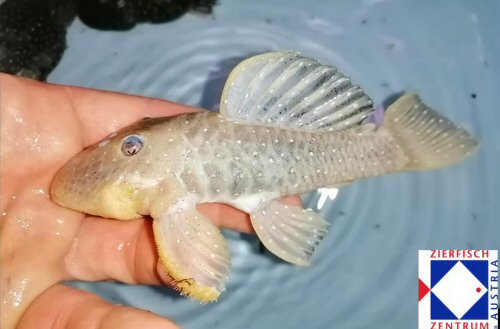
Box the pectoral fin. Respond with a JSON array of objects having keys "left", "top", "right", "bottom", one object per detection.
[
  {"left": 249, "top": 200, "right": 329, "bottom": 266},
  {"left": 152, "top": 206, "right": 230, "bottom": 302}
]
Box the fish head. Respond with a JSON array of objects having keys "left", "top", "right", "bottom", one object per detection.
[{"left": 51, "top": 117, "right": 176, "bottom": 220}]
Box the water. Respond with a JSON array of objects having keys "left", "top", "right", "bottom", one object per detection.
[{"left": 47, "top": 1, "right": 500, "bottom": 328}]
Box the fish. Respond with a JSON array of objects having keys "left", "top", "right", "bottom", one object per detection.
[{"left": 50, "top": 51, "right": 479, "bottom": 302}]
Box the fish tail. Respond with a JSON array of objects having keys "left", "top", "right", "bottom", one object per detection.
[{"left": 383, "top": 93, "right": 479, "bottom": 171}]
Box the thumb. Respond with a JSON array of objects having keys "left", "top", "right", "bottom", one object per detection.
[{"left": 17, "top": 284, "right": 179, "bottom": 329}]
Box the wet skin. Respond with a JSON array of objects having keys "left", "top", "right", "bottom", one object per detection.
[{"left": 0, "top": 73, "right": 301, "bottom": 329}]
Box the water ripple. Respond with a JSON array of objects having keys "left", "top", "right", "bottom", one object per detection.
[{"left": 54, "top": 1, "right": 499, "bottom": 328}]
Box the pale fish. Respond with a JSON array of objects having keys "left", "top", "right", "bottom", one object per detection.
[{"left": 51, "top": 52, "right": 479, "bottom": 301}]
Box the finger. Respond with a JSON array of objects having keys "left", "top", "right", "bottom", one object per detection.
[
  {"left": 63, "top": 216, "right": 160, "bottom": 284},
  {"left": 3, "top": 74, "right": 200, "bottom": 148},
  {"left": 17, "top": 284, "right": 179, "bottom": 329},
  {"left": 59, "top": 83, "right": 200, "bottom": 147},
  {"left": 197, "top": 203, "right": 254, "bottom": 232},
  {"left": 64, "top": 197, "right": 302, "bottom": 285},
  {"left": 63, "top": 203, "right": 253, "bottom": 284},
  {"left": 198, "top": 195, "right": 303, "bottom": 232},
  {"left": 280, "top": 195, "right": 304, "bottom": 207}
]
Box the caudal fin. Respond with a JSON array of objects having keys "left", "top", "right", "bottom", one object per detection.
[{"left": 383, "top": 93, "right": 479, "bottom": 171}]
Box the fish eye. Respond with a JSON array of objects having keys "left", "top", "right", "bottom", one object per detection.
[{"left": 121, "top": 135, "right": 144, "bottom": 156}]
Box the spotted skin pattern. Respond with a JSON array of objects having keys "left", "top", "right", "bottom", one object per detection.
[
  {"left": 175, "top": 112, "right": 406, "bottom": 201},
  {"left": 51, "top": 53, "right": 478, "bottom": 302}
]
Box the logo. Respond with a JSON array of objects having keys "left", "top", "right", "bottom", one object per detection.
[{"left": 419, "top": 250, "right": 498, "bottom": 329}]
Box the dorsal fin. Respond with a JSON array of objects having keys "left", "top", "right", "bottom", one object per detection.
[{"left": 220, "top": 51, "right": 374, "bottom": 132}]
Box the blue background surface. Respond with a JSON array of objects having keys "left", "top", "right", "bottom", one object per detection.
[{"left": 48, "top": 1, "right": 500, "bottom": 328}]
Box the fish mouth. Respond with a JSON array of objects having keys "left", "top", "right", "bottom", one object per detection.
[{"left": 51, "top": 163, "right": 144, "bottom": 220}]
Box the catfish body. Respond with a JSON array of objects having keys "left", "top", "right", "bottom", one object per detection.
[
  {"left": 156, "top": 111, "right": 406, "bottom": 202},
  {"left": 51, "top": 52, "right": 479, "bottom": 301}
]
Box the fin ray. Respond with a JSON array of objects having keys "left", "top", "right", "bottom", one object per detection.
[
  {"left": 263, "top": 63, "right": 328, "bottom": 121},
  {"left": 221, "top": 51, "right": 374, "bottom": 132},
  {"left": 383, "top": 93, "right": 479, "bottom": 170},
  {"left": 249, "top": 200, "right": 329, "bottom": 266},
  {"left": 280, "top": 71, "right": 347, "bottom": 126},
  {"left": 153, "top": 206, "right": 230, "bottom": 302}
]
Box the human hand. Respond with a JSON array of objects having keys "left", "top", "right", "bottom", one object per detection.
[{"left": 0, "top": 73, "right": 302, "bottom": 329}]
